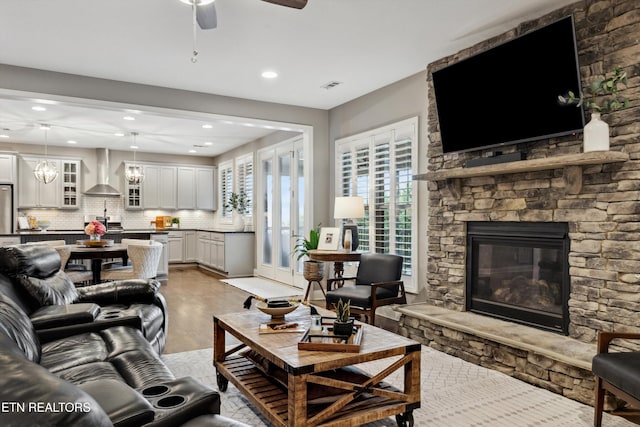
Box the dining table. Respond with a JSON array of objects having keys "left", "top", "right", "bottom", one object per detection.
[{"left": 68, "top": 243, "right": 128, "bottom": 284}]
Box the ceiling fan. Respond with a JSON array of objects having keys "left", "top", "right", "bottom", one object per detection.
[
  {"left": 180, "top": 0, "right": 308, "bottom": 62},
  {"left": 181, "top": 0, "right": 308, "bottom": 31}
]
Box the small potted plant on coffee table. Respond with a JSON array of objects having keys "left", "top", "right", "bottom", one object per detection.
[{"left": 332, "top": 298, "right": 354, "bottom": 337}]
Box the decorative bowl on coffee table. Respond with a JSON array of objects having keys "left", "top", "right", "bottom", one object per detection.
[{"left": 256, "top": 301, "right": 299, "bottom": 319}]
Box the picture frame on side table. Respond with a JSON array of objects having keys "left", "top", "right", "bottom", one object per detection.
[{"left": 317, "top": 227, "right": 340, "bottom": 251}]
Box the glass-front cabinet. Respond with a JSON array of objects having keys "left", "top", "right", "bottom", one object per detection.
[
  {"left": 18, "top": 156, "right": 80, "bottom": 209},
  {"left": 61, "top": 160, "right": 80, "bottom": 209}
]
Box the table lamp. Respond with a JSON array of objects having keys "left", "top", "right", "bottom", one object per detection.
[{"left": 334, "top": 196, "right": 365, "bottom": 251}]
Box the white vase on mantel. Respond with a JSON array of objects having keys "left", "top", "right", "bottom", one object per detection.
[
  {"left": 583, "top": 112, "right": 610, "bottom": 152},
  {"left": 231, "top": 211, "right": 245, "bottom": 231}
]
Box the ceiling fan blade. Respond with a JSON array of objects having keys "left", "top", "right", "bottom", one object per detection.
[
  {"left": 261, "top": 0, "right": 308, "bottom": 9},
  {"left": 196, "top": 2, "right": 217, "bottom": 30}
]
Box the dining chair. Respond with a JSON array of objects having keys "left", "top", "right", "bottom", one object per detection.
[
  {"left": 101, "top": 238, "right": 155, "bottom": 270},
  {"left": 325, "top": 253, "right": 407, "bottom": 326},
  {"left": 100, "top": 241, "right": 163, "bottom": 281}
]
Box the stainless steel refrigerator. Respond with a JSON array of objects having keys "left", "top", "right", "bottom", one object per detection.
[{"left": 0, "top": 185, "right": 14, "bottom": 234}]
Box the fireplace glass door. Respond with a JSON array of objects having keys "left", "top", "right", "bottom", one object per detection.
[{"left": 466, "top": 222, "right": 569, "bottom": 334}]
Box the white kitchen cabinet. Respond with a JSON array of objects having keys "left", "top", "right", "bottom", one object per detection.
[
  {"left": 195, "top": 167, "right": 216, "bottom": 210},
  {"left": 184, "top": 230, "right": 197, "bottom": 262},
  {"left": 177, "top": 167, "right": 196, "bottom": 209},
  {"left": 143, "top": 165, "right": 176, "bottom": 209},
  {"left": 0, "top": 154, "right": 16, "bottom": 184},
  {"left": 150, "top": 234, "right": 169, "bottom": 281},
  {"left": 168, "top": 230, "right": 184, "bottom": 263},
  {"left": 124, "top": 162, "right": 215, "bottom": 211},
  {"left": 18, "top": 156, "right": 61, "bottom": 208},
  {"left": 61, "top": 160, "right": 80, "bottom": 209},
  {"left": 169, "top": 230, "right": 199, "bottom": 264},
  {"left": 197, "top": 232, "right": 210, "bottom": 266},
  {"left": 196, "top": 231, "right": 254, "bottom": 277},
  {"left": 123, "top": 162, "right": 142, "bottom": 210},
  {"left": 211, "top": 232, "right": 225, "bottom": 271}
]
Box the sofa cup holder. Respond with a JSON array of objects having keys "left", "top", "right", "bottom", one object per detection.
[
  {"left": 155, "top": 395, "right": 186, "bottom": 409},
  {"left": 141, "top": 385, "right": 171, "bottom": 397},
  {"left": 101, "top": 313, "right": 122, "bottom": 319}
]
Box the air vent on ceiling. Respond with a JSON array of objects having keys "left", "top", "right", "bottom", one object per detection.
[{"left": 321, "top": 81, "right": 343, "bottom": 90}]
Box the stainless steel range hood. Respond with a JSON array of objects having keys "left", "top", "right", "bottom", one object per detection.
[{"left": 84, "top": 148, "right": 121, "bottom": 196}]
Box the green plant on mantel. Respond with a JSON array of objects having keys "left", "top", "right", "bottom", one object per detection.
[{"left": 558, "top": 66, "right": 630, "bottom": 113}]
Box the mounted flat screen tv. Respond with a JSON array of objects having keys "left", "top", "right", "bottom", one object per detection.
[{"left": 432, "top": 16, "right": 584, "bottom": 154}]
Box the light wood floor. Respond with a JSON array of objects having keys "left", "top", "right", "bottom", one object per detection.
[
  {"left": 161, "top": 266, "right": 251, "bottom": 354},
  {"left": 161, "top": 265, "right": 398, "bottom": 354}
]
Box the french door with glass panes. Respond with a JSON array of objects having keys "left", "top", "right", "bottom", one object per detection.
[{"left": 256, "top": 137, "right": 305, "bottom": 286}]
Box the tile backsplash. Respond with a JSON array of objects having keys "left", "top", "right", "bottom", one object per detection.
[{"left": 19, "top": 196, "right": 225, "bottom": 230}]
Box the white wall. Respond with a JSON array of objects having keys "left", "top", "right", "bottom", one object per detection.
[
  {"left": 0, "top": 63, "right": 331, "bottom": 225},
  {"left": 328, "top": 71, "right": 430, "bottom": 300}
]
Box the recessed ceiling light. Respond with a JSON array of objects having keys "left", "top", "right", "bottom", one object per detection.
[
  {"left": 202, "top": 124, "right": 213, "bottom": 129},
  {"left": 32, "top": 106, "right": 47, "bottom": 112},
  {"left": 123, "top": 116, "right": 135, "bottom": 121},
  {"left": 243, "top": 123, "right": 256, "bottom": 127},
  {"left": 261, "top": 70, "right": 278, "bottom": 79},
  {"left": 130, "top": 145, "right": 139, "bottom": 149},
  {"left": 189, "top": 149, "right": 197, "bottom": 153},
  {"left": 114, "top": 132, "right": 125, "bottom": 137},
  {"left": 39, "top": 124, "right": 50, "bottom": 130},
  {"left": 67, "top": 140, "right": 77, "bottom": 144},
  {"left": 0, "top": 135, "right": 9, "bottom": 138},
  {"left": 204, "top": 142, "right": 213, "bottom": 146}
]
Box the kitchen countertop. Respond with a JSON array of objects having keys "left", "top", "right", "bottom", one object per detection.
[{"left": 1, "top": 228, "right": 254, "bottom": 237}]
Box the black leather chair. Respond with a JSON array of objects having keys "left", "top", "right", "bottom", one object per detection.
[
  {"left": 592, "top": 331, "right": 640, "bottom": 426},
  {"left": 325, "top": 253, "right": 407, "bottom": 325}
]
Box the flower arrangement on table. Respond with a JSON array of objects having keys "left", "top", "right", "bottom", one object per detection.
[{"left": 85, "top": 220, "right": 106, "bottom": 241}]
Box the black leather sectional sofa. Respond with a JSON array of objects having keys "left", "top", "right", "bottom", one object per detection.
[{"left": 0, "top": 244, "right": 248, "bottom": 427}]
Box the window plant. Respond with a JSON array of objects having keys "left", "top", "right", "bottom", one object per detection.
[{"left": 224, "top": 191, "right": 249, "bottom": 215}]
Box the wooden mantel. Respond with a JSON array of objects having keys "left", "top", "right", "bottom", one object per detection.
[{"left": 413, "top": 151, "right": 629, "bottom": 197}]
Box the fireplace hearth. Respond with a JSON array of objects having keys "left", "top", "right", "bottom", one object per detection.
[{"left": 466, "top": 222, "right": 570, "bottom": 334}]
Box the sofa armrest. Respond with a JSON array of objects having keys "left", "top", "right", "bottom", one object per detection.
[
  {"left": 29, "top": 303, "right": 100, "bottom": 330},
  {"left": 37, "top": 316, "right": 142, "bottom": 343},
  {"left": 76, "top": 279, "right": 160, "bottom": 304},
  {"left": 79, "top": 379, "right": 155, "bottom": 427}
]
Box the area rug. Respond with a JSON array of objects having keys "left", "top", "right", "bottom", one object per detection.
[
  {"left": 163, "top": 346, "right": 635, "bottom": 427},
  {"left": 221, "top": 277, "right": 303, "bottom": 300}
]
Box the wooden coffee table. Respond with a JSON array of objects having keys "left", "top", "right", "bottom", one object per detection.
[{"left": 213, "top": 306, "right": 421, "bottom": 427}]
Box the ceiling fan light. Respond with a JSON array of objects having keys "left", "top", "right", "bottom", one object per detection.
[
  {"left": 179, "top": 0, "right": 215, "bottom": 5},
  {"left": 34, "top": 160, "right": 58, "bottom": 184},
  {"left": 125, "top": 165, "right": 144, "bottom": 184}
]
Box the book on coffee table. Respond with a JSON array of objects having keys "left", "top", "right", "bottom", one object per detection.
[{"left": 258, "top": 322, "right": 306, "bottom": 334}]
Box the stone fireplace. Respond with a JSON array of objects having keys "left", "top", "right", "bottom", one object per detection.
[
  {"left": 466, "top": 222, "right": 570, "bottom": 335},
  {"left": 398, "top": 0, "right": 640, "bottom": 407}
]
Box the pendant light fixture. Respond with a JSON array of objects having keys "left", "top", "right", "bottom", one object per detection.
[
  {"left": 33, "top": 124, "right": 59, "bottom": 184},
  {"left": 125, "top": 132, "right": 144, "bottom": 184}
]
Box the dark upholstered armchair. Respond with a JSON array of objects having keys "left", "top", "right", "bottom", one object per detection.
[
  {"left": 592, "top": 331, "right": 640, "bottom": 426},
  {"left": 325, "top": 253, "right": 407, "bottom": 325}
]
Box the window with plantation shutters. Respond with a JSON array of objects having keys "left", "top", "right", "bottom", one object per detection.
[
  {"left": 335, "top": 117, "right": 418, "bottom": 289},
  {"left": 236, "top": 154, "right": 253, "bottom": 219},
  {"left": 219, "top": 161, "right": 233, "bottom": 219}
]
